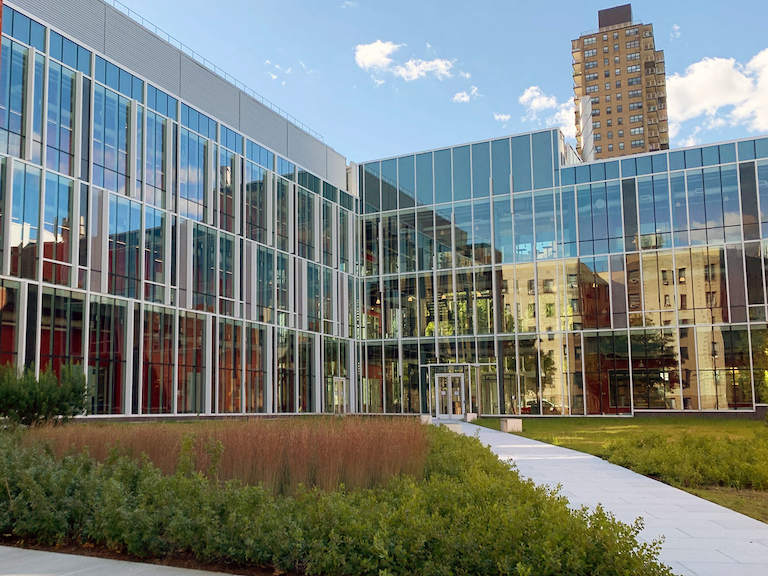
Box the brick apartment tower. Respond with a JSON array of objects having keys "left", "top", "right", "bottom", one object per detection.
[{"left": 572, "top": 4, "right": 669, "bottom": 161}]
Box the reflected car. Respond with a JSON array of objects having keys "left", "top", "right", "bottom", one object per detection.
[{"left": 525, "top": 398, "right": 560, "bottom": 415}]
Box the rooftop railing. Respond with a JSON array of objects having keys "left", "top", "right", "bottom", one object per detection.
[
  {"left": 578, "top": 20, "right": 644, "bottom": 38},
  {"left": 104, "top": 0, "right": 324, "bottom": 142}
]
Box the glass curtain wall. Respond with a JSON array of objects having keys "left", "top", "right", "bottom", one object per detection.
[
  {"left": 360, "top": 132, "right": 768, "bottom": 415},
  {"left": 0, "top": 4, "right": 356, "bottom": 417}
]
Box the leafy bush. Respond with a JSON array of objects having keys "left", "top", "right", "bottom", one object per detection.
[
  {"left": 0, "top": 425, "right": 671, "bottom": 575},
  {"left": 604, "top": 431, "right": 768, "bottom": 489},
  {"left": 0, "top": 364, "right": 87, "bottom": 427}
]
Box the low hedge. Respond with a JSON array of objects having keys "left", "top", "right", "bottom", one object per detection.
[
  {"left": 0, "top": 426, "right": 671, "bottom": 576},
  {"left": 605, "top": 431, "right": 768, "bottom": 489}
]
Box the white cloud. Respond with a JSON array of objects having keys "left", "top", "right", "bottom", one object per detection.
[
  {"left": 547, "top": 102, "right": 576, "bottom": 140},
  {"left": 670, "top": 24, "right": 681, "bottom": 41},
  {"left": 264, "top": 59, "right": 271, "bottom": 65},
  {"left": 338, "top": 1, "right": 357, "bottom": 8},
  {"left": 459, "top": 71, "right": 471, "bottom": 79},
  {"left": 355, "top": 40, "right": 457, "bottom": 84},
  {"left": 371, "top": 75, "right": 385, "bottom": 87},
  {"left": 299, "top": 61, "right": 319, "bottom": 74},
  {"left": 518, "top": 86, "right": 558, "bottom": 120},
  {"left": 355, "top": 40, "right": 403, "bottom": 71},
  {"left": 517, "top": 85, "right": 575, "bottom": 140},
  {"left": 426, "top": 43, "right": 432, "bottom": 49},
  {"left": 494, "top": 113, "right": 511, "bottom": 123},
  {"left": 274, "top": 64, "right": 291, "bottom": 74},
  {"left": 268, "top": 72, "right": 277, "bottom": 80},
  {"left": 452, "top": 85, "right": 479, "bottom": 103},
  {"left": 667, "top": 48, "right": 768, "bottom": 139},
  {"left": 677, "top": 126, "right": 702, "bottom": 147},
  {"left": 391, "top": 58, "right": 453, "bottom": 81}
]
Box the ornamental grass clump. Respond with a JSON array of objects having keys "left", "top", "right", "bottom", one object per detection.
[{"left": 25, "top": 417, "right": 428, "bottom": 493}]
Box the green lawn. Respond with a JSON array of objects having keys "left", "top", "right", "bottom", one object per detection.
[
  {"left": 475, "top": 416, "right": 768, "bottom": 523},
  {"left": 477, "top": 416, "right": 764, "bottom": 456}
]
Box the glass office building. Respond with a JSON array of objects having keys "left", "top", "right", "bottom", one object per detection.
[
  {"left": 359, "top": 131, "right": 768, "bottom": 416},
  {"left": 2, "top": 0, "right": 768, "bottom": 418},
  {"left": 0, "top": 0, "right": 357, "bottom": 416}
]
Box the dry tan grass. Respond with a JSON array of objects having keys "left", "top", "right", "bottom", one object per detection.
[{"left": 24, "top": 417, "right": 428, "bottom": 493}]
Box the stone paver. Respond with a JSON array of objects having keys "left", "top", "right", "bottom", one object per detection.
[
  {"left": 0, "top": 545, "right": 235, "bottom": 576},
  {"left": 442, "top": 420, "right": 768, "bottom": 576}
]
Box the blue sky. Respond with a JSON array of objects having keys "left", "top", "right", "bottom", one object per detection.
[{"left": 117, "top": 0, "right": 768, "bottom": 163}]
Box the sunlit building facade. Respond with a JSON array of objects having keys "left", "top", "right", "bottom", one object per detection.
[
  {"left": 0, "top": 0, "right": 357, "bottom": 416},
  {"left": 358, "top": 132, "right": 768, "bottom": 416},
  {"left": 2, "top": 0, "right": 768, "bottom": 418}
]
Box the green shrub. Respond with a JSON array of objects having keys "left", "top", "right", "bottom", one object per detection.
[
  {"left": 0, "top": 364, "right": 87, "bottom": 427},
  {"left": 604, "top": 431, "right": 768, "bottom": 489},
  {"left": 0, "top": 425, "right": 672, "bottom": 576}
]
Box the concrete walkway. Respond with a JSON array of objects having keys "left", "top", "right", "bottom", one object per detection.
[
  {"left": 0, "top": 545, "right": 231, "bottom": 575},
  {"left": 439, "top": 420, "right": 768, "bottom": 576}
]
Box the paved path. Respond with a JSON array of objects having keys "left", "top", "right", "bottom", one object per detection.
[
  {"left": 438, "top": 420, "right": 768, "bottom": 576},
  {"left": 0, "top": 545, "right": 230, "bottom": 575}
]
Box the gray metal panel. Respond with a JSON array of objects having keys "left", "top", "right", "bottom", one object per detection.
[
  {"left": 326, "top": 148, "right": 347, "bottom": 191},
  {"left": 287, "top": 123, "right": 327, "bottom": 181},
  {"left": 239, "top": 92, "right": 288, "bottom": 157},
  {"left": 9, "top": 0, "right": 106, "bottom": 53},
  {"left": 104, "top": 9, "right": 180, "bottom": 95},
  {"left": 180, "top": 54, "right": 240, "bottom": 131}
]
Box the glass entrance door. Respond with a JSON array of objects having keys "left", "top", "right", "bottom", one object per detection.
[{"left": 435, "top": 373, "right": 465, "bottom": 419}]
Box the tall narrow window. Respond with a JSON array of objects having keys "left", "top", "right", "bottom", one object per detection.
[
  {"left": 93, "top": 85, "right": 130, "bottom": 194},
  {"left": 46, "top": 61, "right": 76, "bottom": 176},
  {"left": 0, "top": 38, "right": 28, "bottom": 158}
]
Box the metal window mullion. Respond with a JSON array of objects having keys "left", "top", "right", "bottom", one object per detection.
[
  {"left": 212, "top": 314, "right": 220, "bottom": 414},
  {"left": 136, "top": 303, "right": 146, "bottom": 416},
  {"left": 204, "top": 313, "right": 213, "bottom": 414},
  {"left": 294, "top": 329, "right": 300, "bottom": 413},
  {"left": 70, "top": 177, "right": 80, "bottom": 289},
  {"left": 205, "top": 139, "right": 215, "bottom": 225},
  {"left": 73, "top": 71, "right": 84, "bottom": 181},
  {"left": 41, "top": 53, "right": 50, "bottom": 163},
  {"left": 2, "top": 163, "right": 14, "bottom": 276},
  {"left": 289, "top": 182, "right": 296, "bottom": 255},
  {"left": 23, "top": 47, "right": 36, "bottom": 162},
  {"left": 172, "top": 308, "right": 179, "bottom": 414},
  {"left": 124, "top": 300, "right": 134, "bottom": 414},
  {"left": 315, "top": 329, "right": 322, "bottom": 414},
  {"left": 163, "top": 119, "right": 173, "bottom": 206},
  {"left": 128, "top": 100, "right": 138, "bottom": 198},
  {"left": 234, "top": 154, "right": 242, "bottom": 236},
  {"left": 240, "top": 320, "right": 246, "bottom": 414},
  {"left": 15, "top": 281, "right": 27, "bottom": 376}
]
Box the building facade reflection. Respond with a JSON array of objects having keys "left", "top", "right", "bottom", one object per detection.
[{"left": 360, "top": 131, "right": 768, "bottom": 415}]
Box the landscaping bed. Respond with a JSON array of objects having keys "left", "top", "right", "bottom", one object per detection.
[
  {"left": 477, "top": 416, "right": 768, "bottom": 523},
  {"left": 0, "top": 418, "right": 671, "bottom": 575}
]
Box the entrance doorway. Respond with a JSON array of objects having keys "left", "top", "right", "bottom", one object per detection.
[{"left": 435, "top": 373, "right": 465, "bottom": 419}]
